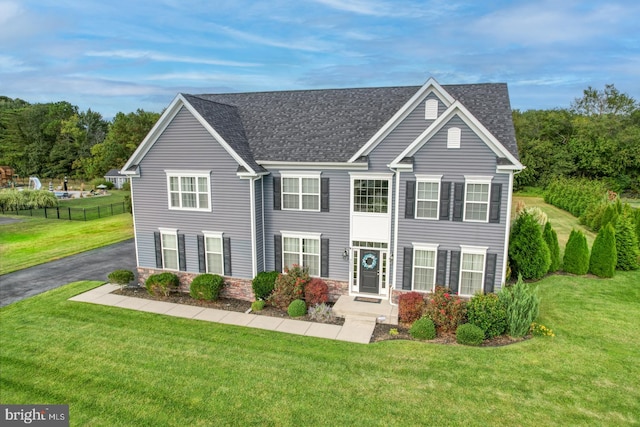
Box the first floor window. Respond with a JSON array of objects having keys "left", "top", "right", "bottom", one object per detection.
[
  {"left": 464, "top": 178, "right": 491, "bottom": 222},
  {"left": 167, "top": 171, "right": 211, "bottom": 211},
  {"left": 460, "top": 250, "right": 485, "bottom": 296},
  {"left": 282, "top": 234, "right": 320, "bottom": 276},
  {"left": 205, "top": 234, "right": 223, "bottom": 275},
  {"left": 413, "top": 246, "right": 437, "bottom": 291},
  {"left": 161, "top": 230, "right": 179, "bottom": 270}
]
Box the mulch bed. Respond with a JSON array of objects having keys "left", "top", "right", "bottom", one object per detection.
[{"left": 113, "top": 286, "right": 529, "bottom": 346}]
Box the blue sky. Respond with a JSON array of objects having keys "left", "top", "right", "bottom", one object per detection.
[{"left": 2, "top": 0, "right": 639, "bottom": 118}]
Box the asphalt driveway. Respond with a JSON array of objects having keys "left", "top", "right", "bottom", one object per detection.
[{"left": 0, "top": 239, "right": 136, "bottom": 308}]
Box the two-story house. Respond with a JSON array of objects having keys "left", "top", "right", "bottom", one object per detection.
[{"left": 121, "top": 77, "right": 523, "bottom": 302}]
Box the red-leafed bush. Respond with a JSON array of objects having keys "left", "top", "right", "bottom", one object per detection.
[
  {"left": 399, "top": 292, "right": 425, "bottom": 324},
  {"left": 424, "top": 286, "right": 467, "bottom": 334},
  {"left": 304, "top": 278, "right": 328, "bottom": 306},
  {"left": 267, "top": 265, "right": 309, "bottom": 310}
]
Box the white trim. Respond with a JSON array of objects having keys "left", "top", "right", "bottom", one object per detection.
[
  {"left": 463, "top": 176, "right": 492, "bottom": 223},
  {"left": 280, "top": 232, "right": 322, "bottom": 277},
  {"left": 501, "top": 171, "right": 515, "bottom": 291},
  {"left": 348, "top": 172, "right": 393, "bottom": 179},
  {"left": 249, "top": 178, "right": 257, "bottom": 278},
  {"left": 447, "top": 127, "right": 461, "bottom": 149},
  {"left": 261, "top": 177, "right": 266, "bottom": 272},
  {"left": 349, "top": 77, "right": 454, "bottom": 162},
  {"left": 459, "top": 246, "right": 488, "bottom": 297},
  {"left": 280, "top": 231, "right": 322, "bottom": 239},
  {"left": 202, "top": 231, "right": 224, "bottom": 275},
  {"left": 425, "top": 98, "right": 438, "bottom": 120},
  {"left": 415, "top": 175, "right": 442, "bottom": 220},
  {"left": 159, "top": 228, "right": 179, "bottom": 271},
  {"left": 389, "top": 101, "right": 524, "bottom": 170},
  {"left": 122, "top": 94, "right": 256, "bottom": 175},
  {"left": 392, "top": 169, "right": 401, "bottom": 294},
  {"left": 165, "top": 170, "right": 212, "bottom": 212},
  {"left": 280, "top": 173, "right": 321, "bottom": 212},
  {"left": 158, "top": 227, "right": 178, "bottom": 234},
  {"left": 412, "top": 243, "right": 439, "bottom": 293},
  {"left": 130, "top": 178, "right": 140, "bottom": 268},
  {"left": 258, "top": 161, "right": 368, "bottom": 170}
]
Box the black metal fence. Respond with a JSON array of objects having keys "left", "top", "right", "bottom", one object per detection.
[{"left": 1, "top": 202, "right": 127, "bottom": 221}]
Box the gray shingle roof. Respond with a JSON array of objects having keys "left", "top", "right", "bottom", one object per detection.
[{"left": 184, "top": 83, "right": 518, "bottom": 164}]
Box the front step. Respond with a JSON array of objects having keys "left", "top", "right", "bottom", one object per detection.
[{"left": 332, "top": 295, "right": 398, "bottom": 325}]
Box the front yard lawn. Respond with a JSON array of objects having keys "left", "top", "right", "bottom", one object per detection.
[{"left": 1, "top": 274, "right": 638, "bottom": 426}]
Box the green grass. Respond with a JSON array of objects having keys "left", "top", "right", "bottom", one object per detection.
[
  {"left": 57, "top": 190, "right": 128, "bottom": 208},
  {"left": 513, "top": 194, "right": 597, "bottom": 254},
  {"left": 1, "top": 276, "right": 638, "bottom": 426},
  {"left": 0, "top": 215, "right": 133, "bottom": 275}
]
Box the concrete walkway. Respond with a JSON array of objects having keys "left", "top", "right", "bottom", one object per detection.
[{"left": 69, "top": 284, "right": 377, "bottom": 344}]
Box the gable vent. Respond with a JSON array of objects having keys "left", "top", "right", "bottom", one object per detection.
[
  {"left": 447, "top": 127, "right": 461, "bottom": 149},
  {"left": 425, "top": 99, "right": 438, "bottom": 120}
]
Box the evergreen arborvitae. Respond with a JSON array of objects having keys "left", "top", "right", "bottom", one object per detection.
[
  {"left": 589, "top": 223, "right": 617, "bottom": 278},
  {"left": 600, "top": 204, "right": 619, "bottom": 229},
  {"left": 509, "top": 212, "right": 551, "bottom": 280},
  {"left": 563, "top": 229, "right": 590, "bottom": 275},
  {"left": 634, "top": 209, "right": 640, "bottom": 250},
  {"left": 614, "top": 213, "right": 640, "bottom": 270},
  {"left": 543, "top": 221, "right": 561, "bottom": 273}
]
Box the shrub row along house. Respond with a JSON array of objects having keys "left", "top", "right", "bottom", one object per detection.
[{"left": 122, "top": 78, "right": 523, "bottom": 302}]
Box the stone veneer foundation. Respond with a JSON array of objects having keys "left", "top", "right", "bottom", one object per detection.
[{"left": 136, "top": 268, "right": 349, "bottom": 302}]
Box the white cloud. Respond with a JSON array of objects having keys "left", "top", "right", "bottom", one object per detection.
[
  {"left": 212, "top": 24, "right": 334, "bottom": 52},
  {"left": 85, "top": 50, "right": 260, "bottom": 67},
  {"left": 0, "top": 54, "right": 35, "bottom": 73}
]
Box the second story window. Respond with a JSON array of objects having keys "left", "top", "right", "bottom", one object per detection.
[
  {"left": 353, "top": 179, "right": 389, "bottom": 213},
  {"left": 282, "top": 174, "right": 320, "bottom": 211},
  {"left": 166, "top": 171, "right": 211, "bottom": 211}
]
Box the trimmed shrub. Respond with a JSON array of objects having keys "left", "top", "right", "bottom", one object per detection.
[
  {"left": 189, "top": 274, "right": 224, "bottom": 301},
  {"left": 398, "top": 292, "right": 425, "bottom": 324},
  {"left": 543, "top": 222, "right": 561, "bottom": 273},
  {"left": 287, "top": 299, "right": 307, "bottom": 318},
  {"left": 509, "top": 211, "right": 551, "bottom": 280},
  {"left": 614, "top": 213, "right": 640, "bottom": 270},
  {"left": 251, "top": 300, "right": 265, "bottom": 311},
  {"left": 499, "top": 275, "right": 540, "bottom": 338},
  {"left": 252, "top": 271, "right": 279, "bottom": 300},
  {"left": 634, "top": 209, "right": 640, "bottom": 248},
  {"left": 456, "top": 324, "right": 484, "bottom": 346},
  {"left": 108, "top": 269, "right": 135, "bottom": 289},
  {"left": 563, "top": 229, "right": 590, "bottom": 275},
  {"left": 304, "top": 278, "right": 329, "bottom": 306},
  {"left": 424, "top": 286, "right": 467, "bottom": 334},
  {"left": 589, "top": 223, "right": 617, "bottom": 278},
  {"left": 544, "top": 177, "right": 607, "bottom": 218},
  {"left": 600, "top": 203, "right": 619, "bottom": 229},
  {"left": 466, "top": 293, "right": 507, "bottom": 339},
  {"left": 145, "top": 272, "right": 179, "bottom": 297},
  {"left": 307, "top": 303, "right": 334, "bottom": 322},
  {"left": 268, "top": 265, "right": 310, "bottom": 310},
  {"left": 409, "top": 317, "right": 436, "bottom": 340}
]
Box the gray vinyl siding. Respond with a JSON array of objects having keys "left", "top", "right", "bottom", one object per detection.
[
  {"left": 131, "top": 107, "right": 253, "bottom": 278},
  {"left": 394, "top": 115, "right": 510, "bottom": 289},
  {"left": 255, "top": 177, "right": 264, "bottom": 273},
  {"left": 263, "top": 169, "right": 351, "bottom": 280}
]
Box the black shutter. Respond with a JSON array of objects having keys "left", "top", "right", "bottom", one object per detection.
[
  {"left": 273, "top": 176, "right": 281, "bottom": 210},
  {"left": 274, "top": 234, "right": 282, "bottom": 273},
  {"left": 321, "top": 178, "right": 330, "bottom": 212},
  {"left": 154, "top": 231, "right": 163, "bottom": 268},
  {"left": 489, "top": 183, "right": 502, "bottom": 223},
  {"left": 402, "top": 247, "right": 413, "bottom": 290},
  {"left": 439, "top": 181, "right": 451, "bottom": 220},
  {"left": 178, "top": 234, "right": 187, "bottom": 271},
  {"left": 405, "top": 180, "right": 415, "bottom": 219},
  {"left": 436, "top": 249, "right": 448, "bottom": 285},
  {"left": 321, "top": 238, "right": 329, "bottom": 277},
  {"left": 223, "top": 237, "right": 232, "bottom": 276},
  {"left": 453, "top": 183, "right": 464, "bottom": 221},
  {"left": 484, "top": 253, "right": 497, "bottom": 293},
  {"left": 197, "top": 235, "right": 206, "bottom": 273},
  {"left": 449, "top": 250, "right": 461, "bottom": 293}
]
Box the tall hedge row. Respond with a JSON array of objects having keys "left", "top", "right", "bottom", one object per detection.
[{"left": 544, "top": 177, "right": 607, "bottom": 218}]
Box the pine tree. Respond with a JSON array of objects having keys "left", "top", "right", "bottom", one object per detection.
[
  {"left": 563, "top": 230, "right": 590, "bottom": 275},
  {"left": 614, "top": 213, "right": 640, "bottom": 270},
  {"left": 509, "top": 212, "right": 551, "bottom": 280},
  {"left": 543, "top": 221, "right": 561, "bottom": 273},
  {"left": 589, "top": 223, "right": 616, "bottom": 278}
]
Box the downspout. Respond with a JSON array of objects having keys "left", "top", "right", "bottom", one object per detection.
[
  {"left": 502, "top": 168, "right": 523, "bottom": 289},
  {"left": 261, "top": 176, "right": 266, "bottom": 272},
  {"left": 249, "top": 177, "right": 257, "bottom": 278},
  {"left": 389, "top": 166, "right": 401, "bottom": 307}
]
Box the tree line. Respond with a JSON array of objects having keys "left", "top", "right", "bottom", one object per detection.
[
  {"left": 0, "top": 97, "right": 160, "bottom": 182},
  {"left": 513, "top": 84, "right": 640, "bottom": 194}
]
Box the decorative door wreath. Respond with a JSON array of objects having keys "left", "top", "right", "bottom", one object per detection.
[{"left": 361, "top": 253, "right": 378, "bottom": 270}]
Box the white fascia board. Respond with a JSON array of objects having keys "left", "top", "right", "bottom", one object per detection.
[
  {"left": 348, "top": 77, "right": 455, "bottom": 163},
  {"left": 122, "top": 94, "right": 185, "bottom": 171},
  {"left": 390, "top": 101, "right": 524, "bottom": 170},
  {"left": 257, "top": 161, "right": 368, "bottom": 171}
]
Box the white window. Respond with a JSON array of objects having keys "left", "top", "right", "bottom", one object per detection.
[
  {"left": 204, "top": 232, "right": 224, "bottom": 275},
  {"left": 416, "top": 175, "right": 441, "bottom": 219},
  {"left": 425, "top": 99, "right": 438, "bottom": 120},
  {"left": 282, "top": 232, "right": 321, "bottom": 276},
  {"left": 464, "top": 176, "right": 491, "bottom": 222},
  {"left": 160, "top": 228, "right": 179, "bottom": 270},
  {"left": 282, "top": 173, "right": 320, "bottom": 211},
  {"left": 166, "top": 171, "right": 211, "bottom": 211},
  {"left": 447, "top": 127, "right": 461, "bottom": 149},
  {"left": 353, "top": 179, "right": 389, "bottom": 213},
  {"left": 413, "top": 244, "right": 438, "bottom": 292},
  {"left": 459, "top": 246, "right": 487, "bottom": 296}
]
